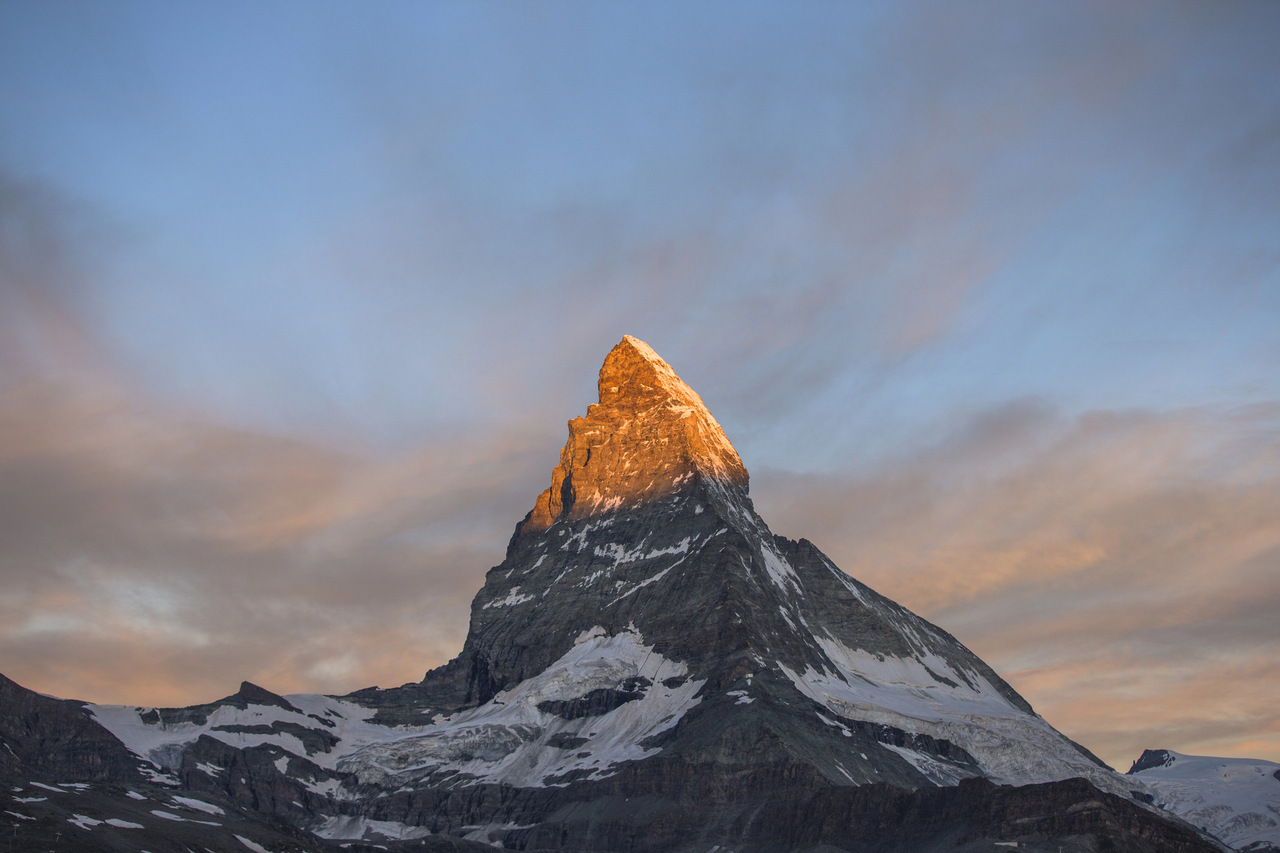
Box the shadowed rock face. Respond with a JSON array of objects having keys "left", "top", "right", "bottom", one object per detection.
[
  {"left": 520, "top": 335, "right": 749, "bottom": 535},
  {"left": 1128, "top": 749, "right": 1175, "bottom": 774},
  {"left": 0, "top": 674, "right": 144, "bottom": 784}
]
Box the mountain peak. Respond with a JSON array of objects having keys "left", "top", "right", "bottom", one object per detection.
[
  {"left": 521, "top": 336, "right": 747, "bottom": 534},
  {"left": 597, "top": 335, "right": 693, "bottom": 407}
]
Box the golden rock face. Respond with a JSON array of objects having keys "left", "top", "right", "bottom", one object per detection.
[{"left": 523, "top": 336, "right": 748, "bottom": 533}]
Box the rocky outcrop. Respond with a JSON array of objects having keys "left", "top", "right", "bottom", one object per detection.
[
  {"left": 179, "top": 734, "right": 346, "bottom": 826},
  {"left": 1128, "top": 748, "right": 1175, "bottom": 774},
  {"left": 520, "top": 335, "right": 748, "bottom": 535},
  {"left": 141, "top": 680, "right": 308, "bottom": 726}
]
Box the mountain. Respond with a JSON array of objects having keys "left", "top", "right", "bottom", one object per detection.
[
  {"left": 1127, "top": 749, "right": 1280, "bottom": 851},
  {"left": 0, "top": 336, "right": 1227, "bottom": 852},
  {"left": 338, "top": 334, "right": 1124, "bottom": 795}
]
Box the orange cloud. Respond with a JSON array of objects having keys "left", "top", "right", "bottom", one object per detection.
[{"left": 0, "top": 371, "right": 557, "bottom": 707}]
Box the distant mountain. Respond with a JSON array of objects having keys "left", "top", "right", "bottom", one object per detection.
[
  {"left": 0, "top": 336, "right": 1227, "bottom": 852},
  {"left": 1128, "top": 749, "right": 1280, "bottom": 851}
]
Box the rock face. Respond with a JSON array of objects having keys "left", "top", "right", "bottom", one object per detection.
[
  {"left": 0, "top": 337, "right": 1231, "bottom": 852},
  {"left": 522, "top": 335, "right": 748, "bottom": 534},
  {"left": 0, "top": 673, "right": 144, "bottom": 784},
  {"left": 1129, "top": 748, "right": 1177, "bottom": 774}
]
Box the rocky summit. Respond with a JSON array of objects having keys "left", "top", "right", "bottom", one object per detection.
[
  {"left": 0, "top": 337, "right": 1232, "bottom": 852},
  {"left": 521, "top": 334, "right": 748, "bottom": 534}
]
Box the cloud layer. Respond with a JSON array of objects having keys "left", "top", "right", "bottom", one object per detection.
[{"left": 1, "top": 1, "right": 1277, "bottom": 774}]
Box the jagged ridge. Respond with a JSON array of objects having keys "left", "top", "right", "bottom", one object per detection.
[{"left": 521, "top": 335, "right": 748, "bottom": 535}]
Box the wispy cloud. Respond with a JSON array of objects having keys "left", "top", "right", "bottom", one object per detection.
[
  {"left": 0, "top": 369, "right": 563, "bottom": 705},
  {"left": 0, "top": 175, "right": 556, "bottom": 705}
]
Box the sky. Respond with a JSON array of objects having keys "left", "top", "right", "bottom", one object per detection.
[{"left": 1, "top": 0, "right": 1278, "bottom": 772}]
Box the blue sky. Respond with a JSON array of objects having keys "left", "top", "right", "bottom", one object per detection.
[{"left": 1, "top": 0, "right": 1278, "bottom": 769}]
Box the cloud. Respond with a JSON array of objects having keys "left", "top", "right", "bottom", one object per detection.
[
  {"left": 0, "top": 173, "right": 563, "bottom": 706},
  {"left": 4, "top": 164, "right": 1275, "bottom": 766},
  {"left": 2, "top": 3, "right": 1278, "bottom": 774},
  {"left": 0, "top": 174, "right": 116, "bottom": 379},
  {"left": 755, "top": 400, "right": 1280, "bottom": 768},
  {"left": 0, "top": 369, "right": 569, "bottom": 705}
]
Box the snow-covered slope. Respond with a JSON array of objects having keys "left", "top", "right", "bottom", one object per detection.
[
  {"left": 87, "top": 627, "right": 704, "bottom": 841},
  {"left": 329, "top": 626, "right": 703, "bottom": 790},
  {"left": 1128, "top": 749, "right": 1280, "bottom": 850},
  {"left": 782, "top": 628, "right": 1120, "bottom": 790}
]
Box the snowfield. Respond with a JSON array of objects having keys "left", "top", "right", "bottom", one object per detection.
[
  {"left": 337, "top": 626, "right": 704, "bottom": 790},
  {"left": 90, "top": 624, "right": 704, "bottom": 805},
  {"left": 1129, "top": 750, "right": 1280, "bottom": 850},
  {"left": 782, "top": 632, "right": 1132, "bottom": 795}
]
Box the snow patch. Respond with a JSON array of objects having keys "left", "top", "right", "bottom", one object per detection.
[
  {"left": 141, "top": 766, "right": 179, "bottom": 785},
  {"left": 760, "top": 543, "right": 799, "bottom": 591},
  {"left": 171, "top": 795, "right": 224, "bottom": 815},
  {"left": 881, "top": 743, "right": 970, "bottom": 786},
  {"left": 593, "top": 535, "right": 692, "bottom": 571},
  {"left": 483, "top": 586, "right": 535, "bottom": 609},
  {"left": 314, "top": 815, "right": 433, "bottom": 841},
  {"left": 151, "top": 809, "right": 220, "bottom": 826},
  {"left": 594, "top": 541, "right": 646, "bottom": 567},
  {"left": 562, "top": 519, "right": 614, "bottom": 552},
  {"left": 647, "top": 537, "right": 691, "bottom": 559},
  {"left": 302, "top": 777, "right": 344, "bottom": 797},
  {"left": 464, "top": 821, "right": 536, "bottom": 844},
  {"left": 608, "top": 557, "right": 686, "bottom": 605}
]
